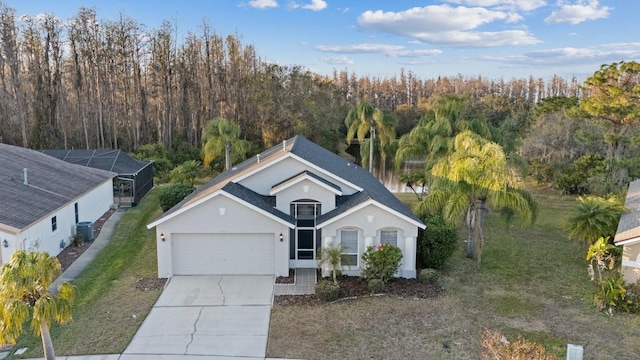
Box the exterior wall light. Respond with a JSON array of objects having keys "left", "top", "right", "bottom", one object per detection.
[
  {"left": 161, "top": 233, "right": 165, "bottom": 241},
  {"left": 3, "top": 239, "right": 8, "bottom": 248},
  {"left": 279, "top": 233, "right": 283, "bottom": 242}
]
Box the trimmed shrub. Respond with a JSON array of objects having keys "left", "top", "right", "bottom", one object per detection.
[
  {"left": 361, "top": 243, "right": 403, "bottom": 284},
  {"left": 419, "top": 268, "right": 439, "bottom": 285},
  {"left": 71, "top": 233, "right": 84, "bottom": 247},
  {"left": 368, "top": 278, "right": 385, "bottom": 294},
  {"left": 158, "top": 183, "right": 195, "bottom": 212},
  {"left": 315, "top": 280, "right": 340, "bottom": 302},
  {"left": 417, "top": 212, "right": 458, "bottom": 270}
]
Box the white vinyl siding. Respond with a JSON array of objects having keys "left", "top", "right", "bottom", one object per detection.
[
  {"left": 380, "top": 229, "right": 398, "bottom": 247},
  {"left": 340, "top": 229, "right": 358, "bottom": 266}
]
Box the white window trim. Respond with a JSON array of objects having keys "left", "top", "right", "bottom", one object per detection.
[
  {"left": 380, "top": 228, "right": 398, "bottom": 247},
  {"left": 340, "top": 228, "right": 359, "bottom": 269}
]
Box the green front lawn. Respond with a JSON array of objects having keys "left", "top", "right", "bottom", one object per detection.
[{"left": 11, "top": 189, "right": 163, "bottom": 358}]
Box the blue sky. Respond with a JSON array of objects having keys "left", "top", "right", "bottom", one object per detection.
[{"left": 4, "top": 0, "right": 637, "bottom": 81}]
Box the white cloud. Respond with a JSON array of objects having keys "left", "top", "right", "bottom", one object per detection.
[
  {"left": 416, "top": 30, "right": 541, "bottom": 47},
  {"left": 358, "top": 5, "right": 509, "bottom": 33},
  {"left": 316, "top": 43, "right": 406, "bottom": 54},
  {"left": 485, "top": 43, "right": 640, "bottom": 67},
  {"left": 443, "top": 0, "right": 547, "bottom": 12},
  {"left": 357, "top": 5, "right": 539, "bottom": 47},
  {"left": 320, "top": 56, "right": 355, "bottom": 65},
  {"left": 292, "top": 0, "right": 327, "bottom": 11},
  {"left": 315, "top": 43, "right": 442, "bottom": 58},
  {"left": 248, "top": 0, "right": 278, "bottom": 9},
  {"left": 544, "top": 0, "right": 610, "bottom": 24}
]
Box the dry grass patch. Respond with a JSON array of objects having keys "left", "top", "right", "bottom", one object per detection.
[{"left": 268, "top": 186, "right": 640, "bottom": 359}]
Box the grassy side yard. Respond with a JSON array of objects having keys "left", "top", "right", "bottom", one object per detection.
[
  {"left": 267, "top": 185, "right": 640, "bottom": 359},
  {"left": 11, "top": 189, "right": 163, "bottom": 358}
]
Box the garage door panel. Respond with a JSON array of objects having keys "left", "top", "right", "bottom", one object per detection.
[{"left": 172, "top": 233, "right": 274, "bottom": 275}]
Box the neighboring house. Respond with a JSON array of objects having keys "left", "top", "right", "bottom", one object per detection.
[
  {"left": 0, "top": 143, "right": 116, "bottom": 264},
  {"left": 147, "top": 135, "right": 425, "bottom": 279},
  {"left": 615, "top": 179, "right": 640, "bottom": 283},
  {"left": 40, "top": 149, "right": 153, "bottom": 206}
]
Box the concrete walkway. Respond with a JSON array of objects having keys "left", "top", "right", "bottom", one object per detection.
[
  {"left": 49, "top": 208, "right": 125, "bottom": 294},
  {"left": 274, "top": 268, "right": 317, "bottom": 295}
]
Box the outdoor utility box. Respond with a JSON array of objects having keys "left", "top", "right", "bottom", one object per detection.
[
  {"left": 76, "top": 221, "right": 94, "bottom": 242},
  {"left": 566, "top": 344, "right": 584, "bottom": 360}
]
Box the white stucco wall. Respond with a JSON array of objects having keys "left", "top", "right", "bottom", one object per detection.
[
  {"left": 238, "top": 156, "right": 359, "bottom": 196},
  {"left": 320, "top": 203, "right": 419, "bottom": 278},
  {"left": 155, "top": 194, "right": 292, "bottom": 278},
  {"left": 0, "top": 179, "right": 114, "bottom": 264},
  {"left": 274, "top": 178, "right": 337, "bottom": 214}
]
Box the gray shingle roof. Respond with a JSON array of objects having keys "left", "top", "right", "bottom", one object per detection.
[
  {"left": 222, "top": 182, "right": 295, "bottom": 224},
  {"left": 151, "top": 135, "right": 422, "bottom": 227},
  {"left": 0, "top": 144, "right": 116, "bottom": 232},
  {"left": 287, "top": 135, "right": 422, "bottom": 224},
  {"left": 615, "top": 179, "right": 640, "bottom": 244}
]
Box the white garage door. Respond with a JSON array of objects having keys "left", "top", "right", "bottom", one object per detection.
[{"left": 172, "top": 233, "right": 274, "bottom": 275}]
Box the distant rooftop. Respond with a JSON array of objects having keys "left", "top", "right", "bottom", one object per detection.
[{"left": 0, "top": 144, "right": 116, "bottom": 233}]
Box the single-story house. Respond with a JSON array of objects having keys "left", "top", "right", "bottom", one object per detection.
[
  {"left": 0, "top": 143, "right": 116, "bottom": 264},
  {"left": 147, "top": 135, "right": 425, "bottom": 279},
  {"left": 615, "top": 179, "right": 640, "bottom": 283},
  {"left": 40, "top": 149, "right": 153, "bottom": 206}
]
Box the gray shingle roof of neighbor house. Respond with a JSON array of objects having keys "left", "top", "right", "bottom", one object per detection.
[
  {"left": 0, "top": 143, "right": 116, "bottom": 233},
  {"left": 151, "top": 135, "right": 423, "bottom": 227},
  {"left": 615, "top": 179, "right": 640, "bottom": 245}
]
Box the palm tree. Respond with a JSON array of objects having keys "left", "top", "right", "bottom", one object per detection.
[
  {"left": 395, "top": 94, "right": 491, "bottom": 173},
  {"left": 359, "top": 112, "right": 397, "bottom": 176},
  {"left": 564, "top": 195, "right": 624, "bottom": 244},
  {"left": 419, "top": 131, "right": 537, "bottom": 264},
  {"left": 317, "top": 244, "right": 348, "bottom": 284},
  {"left": 202, "top": 117, "right": 249, "bottom": 171},
  {"left": 169, "top": 160, "right": 204, "bottom": 187},
  {"left": 345, "top": 100, "right": 394, "bottom": 173},
  {"left": 0, "top": 251, "right": 75, "bottom": 360}
]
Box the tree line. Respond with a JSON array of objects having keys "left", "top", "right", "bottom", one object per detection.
[{"left": 0, "top": 4, "right": 584, "bottom": 155}]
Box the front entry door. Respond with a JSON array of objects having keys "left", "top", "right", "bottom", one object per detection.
[{"left": 296, "top": 229, "right": 316, "bottom": 268}]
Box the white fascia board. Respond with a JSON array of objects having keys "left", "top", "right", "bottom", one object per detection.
[
  {"left": 222, "top": 192, "right": 296, "bottom": 229},
  {"left": 233, "top": 152, "right": 364, "bottom": 193},
  {"left": 0, "top": 223, "right": 20, "bottom": 235},
  {"left": 146, "top": 190, "right": 295, "bottom": 229},
  {"left": 622, "top": 259, "right": 640, "bottom": 269},
  {"left": 615, "top": 236, "right": 640, "bottom": 246},
  {"left": 316, "top": 199, "right": 425, "bottom": 230},
  {"left": 288, "top": 153, "right": 364, "bottom": 192},
  {"left": 147, "top": 189, "right": 225, "bottom": 229},
  {"left": 269, "top": 174, "right": 342, "bottom": 196}
]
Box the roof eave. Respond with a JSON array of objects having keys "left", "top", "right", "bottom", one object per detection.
[{"left": 316, "top": 199, "right": 425, "bottom": 230}]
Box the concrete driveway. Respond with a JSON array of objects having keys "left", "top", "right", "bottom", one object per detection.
[{"left": 122, "top": 275, "right": 274, "bottom": 359}]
